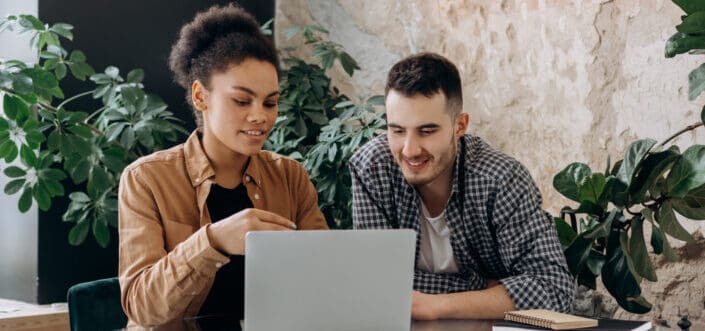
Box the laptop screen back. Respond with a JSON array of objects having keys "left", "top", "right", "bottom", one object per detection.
[{"left": 245, "top": 229, "right": 415, "bottom": 331}]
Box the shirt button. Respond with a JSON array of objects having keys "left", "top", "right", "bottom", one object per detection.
[
  {"left": 254, "top": 193, "right": 261, "bottom": 200},
  {"left": 215, "top": 262, "right": 223, "bottom": 268}
]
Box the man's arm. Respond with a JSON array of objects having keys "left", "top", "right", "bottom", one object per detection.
[
  {"left": 411, "top": 164, "right": 573, "bottom": 320},
  {"left": 412, "top": 284, "right": 514, "bottom": 320},
  {"left": 350, "top": 163, "right": 393, "bottom": 229},
  {"left": 491, "top": 164, "right": 574, "bottom": 313}
]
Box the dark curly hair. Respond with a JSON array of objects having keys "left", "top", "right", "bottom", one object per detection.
[
  {"left": 168, "top": 3, "right": 279, "bottom": 128},
  {"left": 385, "top": 52, "right": 463, "bottom": 117}
]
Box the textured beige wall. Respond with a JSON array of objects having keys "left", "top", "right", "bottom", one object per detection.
[{"left": 276, "top": 0, "right": 705, "bottom": 326}]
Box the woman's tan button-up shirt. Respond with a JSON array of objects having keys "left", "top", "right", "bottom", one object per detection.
[{"left": 118, "top": 131, "right": 328, "bottom": 327}]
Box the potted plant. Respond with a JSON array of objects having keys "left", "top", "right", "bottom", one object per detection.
[
  {"left": 553, "top": 0, "right": 705, "bottom": 314},
  {"left": 0, "top": 14, "right": 187, "bottom": 248},
  {"left": 265, "top": 25, "right": 386, "bottom": 229}
]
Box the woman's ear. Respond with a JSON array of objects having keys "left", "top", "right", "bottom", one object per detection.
[
  {"left": 191, "top": 80, "right": 209, "bottom": 112},
  {"left": 455, "top": 112, "right": 469, "bottom": 138}
]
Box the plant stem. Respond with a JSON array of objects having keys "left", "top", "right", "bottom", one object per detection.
[
  {"left": 56, "top": 90, "right": 93, "bottom": 109},
  {"left": 84, "top": 105, "right": 108, "bottom": 123},
  {"left": 625, "top": 206, "right": 641, "bottom": 216},
  {"left": 658, "top": 121, "right": 704, "bottom": 147}
]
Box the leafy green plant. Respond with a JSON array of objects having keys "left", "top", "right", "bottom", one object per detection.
[
  {"left": 264, "top": 25, "right": 386, "bottom": 229},
  {"left": 0, "top": 15, "right": 187, "bottom": 247},
  {"left": 554, "top": 0, "right": 705, "bottom": 314}
]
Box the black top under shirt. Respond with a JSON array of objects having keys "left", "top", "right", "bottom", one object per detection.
[{"left": 198, "top": 183, "right": 253, "bottom": 319}]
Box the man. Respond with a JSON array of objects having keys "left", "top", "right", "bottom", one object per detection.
[{"left": 349, "top": 53, "right": 573, "bottom": 320}]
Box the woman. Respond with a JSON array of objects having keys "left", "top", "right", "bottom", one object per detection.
[{"left": 118, "top": 4, "right": 328, "bottom": 327}]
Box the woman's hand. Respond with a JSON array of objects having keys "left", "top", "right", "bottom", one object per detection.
[{"left": 207, "top": 208, "right": 296, "bottom": 255}]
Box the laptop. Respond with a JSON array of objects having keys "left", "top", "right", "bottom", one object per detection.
[{"left": 244, "top": 229, "right": 416, "bottom": 331}]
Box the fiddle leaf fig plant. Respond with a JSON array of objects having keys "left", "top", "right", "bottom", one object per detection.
[
  {"left": 265, "top": 25, "right": 386, "bottom": 229},
  {"left": 554, "top": 0, "right": 705, "bottom": 314},
  {"left": 0, "top": 15, "right": 187, "bottom": 248}
]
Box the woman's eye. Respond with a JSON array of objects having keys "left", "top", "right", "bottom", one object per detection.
[
  {"left": 233, "top": 99, "right": 250, "bottom": 106},
  {"left": 264, "top": 102, "right": 277, "bottom": 108}
]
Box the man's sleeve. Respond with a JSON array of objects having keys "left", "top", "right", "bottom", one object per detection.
[
  {"left": 413, "top": 269, "right": 482, "bottom": 294},
  {"left": 493, "top": 164, "right": 575, "bottom": 312},
  {"left": 118, "top": 168, "right": 229, "bottom": 325},
  {"left": 350, "top": 163, "right": 392, "bottom": 230}
]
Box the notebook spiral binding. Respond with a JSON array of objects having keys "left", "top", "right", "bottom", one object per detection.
[{"left": 505, "top": 311, "right": 553, "bottom": 329}]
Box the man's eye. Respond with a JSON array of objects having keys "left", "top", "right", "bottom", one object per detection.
[
  {"left": 391, "top": 129, "right": 404, "bottom": 135},
  {"left": 420, "top": 130, "right": 435, "bottom": 135},
  {"left": 264, "top": 102, "right": 277, "bottom": 108}
]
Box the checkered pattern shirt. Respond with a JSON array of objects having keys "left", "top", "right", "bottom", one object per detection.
[{"left": 349, "top": 134, "right": 574, "bottom": 312}]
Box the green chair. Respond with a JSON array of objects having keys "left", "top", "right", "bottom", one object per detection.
[{"left": 67, "top": 277, "right": 128, "bottom": 331}]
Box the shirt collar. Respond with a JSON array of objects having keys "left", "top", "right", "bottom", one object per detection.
[{"left": 183, "top": 129, "right": 264, "bottom": 189}]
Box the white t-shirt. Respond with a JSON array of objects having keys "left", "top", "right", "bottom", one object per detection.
[{"left": 416, "top": 202, "right": 458, "bottom": 273}]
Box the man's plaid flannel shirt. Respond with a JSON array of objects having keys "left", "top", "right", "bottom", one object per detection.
[{"left": 349, "top": 134, "right": 574, "bottom": 312}]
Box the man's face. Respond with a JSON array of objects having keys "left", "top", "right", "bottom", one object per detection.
[{"left": 386, "top": 90, "right": 464, "bottom": 188}]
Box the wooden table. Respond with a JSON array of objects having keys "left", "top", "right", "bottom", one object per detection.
[
  {"left": 0, "top": 298, "right": 69, "bottom": 331},
  {"left": 131, "top": 316, "right": 496, "bottom": 331}
]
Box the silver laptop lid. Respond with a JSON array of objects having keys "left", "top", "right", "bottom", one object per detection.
[{"left": 245, "top": 229, "right": 415, "bottom": 331}]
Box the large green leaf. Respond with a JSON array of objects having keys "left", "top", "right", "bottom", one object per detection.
[
  {"left": 602, "top": 176, "right": 629, "bottom": 207},
  {"left": 23, "top": 67, "right": 58, "bottom": 91},
  {"left": 126, "top": 68, "right": 144, "bottom": 84},
  {"left": 677, "top": 11, "right": 705, "bottom": 34},
  {"left": 601, "top": 230, "right": 652, "bottom": 313},
  {"left": 672, "top": 183, "right": 705, "bottom": 219},
  {"left": 33, "top": 184, "right": 51, "bottom": 211},
  {"left": 665, "top": 32, "right": 705, "bottom": 58},
  {"left": 4, "top": 178, "right": 25, "bottom": 195},
  {"left": 3, "top": 166, "right": 26, "bottom": 178},
  {"left": 662, "top": 229, "right": 681, "bottom": 262},
  {"left": 87, "top": 166, "right": 112, "bottom": 198},
  {"left": 688, "top": 63, "right": 705, "bottom": 100},
  {"left": 586, "top": 250, "right": 606, "bottom": 276},
  {"left": 563, "top": 234, "right": 593, "bottom": 276},
  {"left": 672, "top": 1, "right": 705, "bottom": 15},
  {"left": 68, "top": 220, "right": 90, "bottom": 246},
  {"left": 628, "top": 148, "right": 679, "bottom": 203},
  {"left": 666, "top": 145, "right": 705, "bottom": 197},
  {"left": 628, "top": 217, "right": 658, "bottom": 281},
  {"left": 93, "top": 217, "right": 110, "bottom": 248},
  {"left": 11, "top": 73, "right": 33, "bottom": 96},
  {"left": 617, "top": 139, "right": 657, "bottom": 186},
  {"left": 584, "top": 209, "right": 617, "bottom": 239},
  {"left": 579, "top": 173, "right": 606, "bottom": 204},
  {"left": 3, "top": 94, "right": 29, "bottom": 121},
  {"left": 553, "top": 163, "right": 591, "bottom": 202},
  {"left": 575, "top": 200, "right": 604, "bottom": 217},
  {"left": 657, "top": 201, "right": 694, "bottom": 242},
  {"left": 554, "top": 218, "right": 577, "bottom": 248},
  {"left": 18, "top": 187, "right": 33, "bottom": 212}
]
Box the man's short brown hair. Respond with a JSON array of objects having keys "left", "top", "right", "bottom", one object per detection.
[{"left": 385, "top": 52, "right": 463, "bottom": 116}]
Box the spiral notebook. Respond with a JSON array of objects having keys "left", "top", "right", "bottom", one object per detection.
[{"left": 503, "top": 309, "right": 598, "bottom": 330}]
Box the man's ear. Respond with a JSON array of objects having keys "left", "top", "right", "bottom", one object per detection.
[
  {"left": 191, "top": 80, "right": 209, "bottom": 112},
  {"left": 455, "top": 112, "right": 469, "bottom": 138}
]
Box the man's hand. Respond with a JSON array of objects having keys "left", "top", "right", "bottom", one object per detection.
[
  {"left": 411, "top": 290, "right": 442, "bottom": 321},
  {"left": 207, "top": 208, "right": 296, "bottom": 255}
]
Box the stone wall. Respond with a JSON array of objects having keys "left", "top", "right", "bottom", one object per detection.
[{"left": 276, "top": 0, "right": 705, "bottom": 327}]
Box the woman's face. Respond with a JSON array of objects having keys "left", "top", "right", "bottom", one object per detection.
[{"left": 193, "top": 58, "right": 279, "bottom": 156}]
